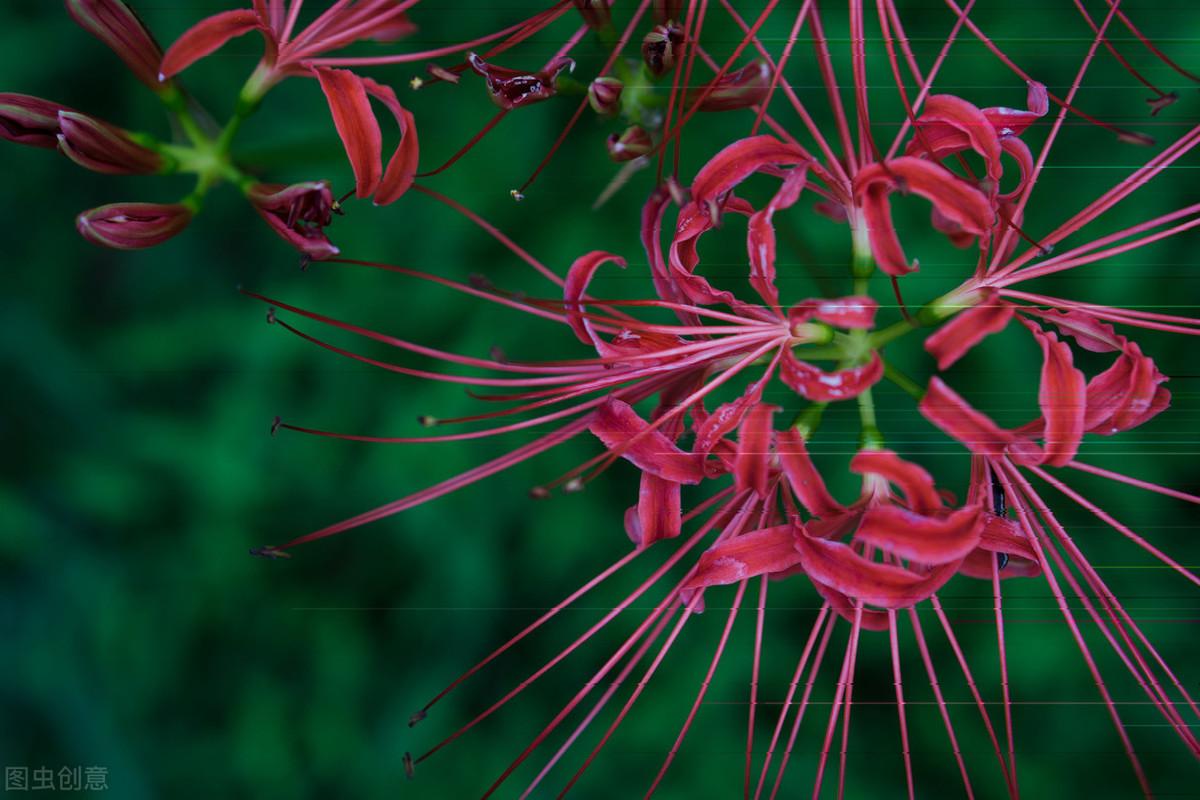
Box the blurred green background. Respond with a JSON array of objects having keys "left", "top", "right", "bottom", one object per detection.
[{"left": 1, "top": 1, "right": 1198, "bottom": 797}]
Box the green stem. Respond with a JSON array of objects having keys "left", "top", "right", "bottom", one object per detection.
[{"left": 883, "top": 359, "right": 926, "bottom": 401}]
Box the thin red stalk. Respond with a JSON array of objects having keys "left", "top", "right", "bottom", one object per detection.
[
  {"left": 989, "top": 0, "right": 1123, "bottom": 272},
  {"left": 752, "top": 604, "right": 832, "bottom": 800},
  {"left": 522, "top": 600, "right": 678, "bottom": 798},
  {"left": 807, "top": 2, "right": 858, "bottom": 172},
  {"left": 929, "top": 594, "right": 1018, "bottom": 799},
  {"left": 940, "top": 0, "right": 1155, "bottom": 147},
  {"left": 1071, "top": 0, "right": 1170, "bottom": 98},
  {"left": 996, "top": 461, "right": 1152, "bottom": 796},
  {"left": 888, "top": 609, "right": 916, "bottom": 800},
  {"left": 1021, "top": 467, "right": 1200, "bottom": 753},
  {"left": 645, "top": 579, "right": 748, "bottom": 797},
  {"left": 766, "top": 608, "right": 839, "bottom": 800},
  {"left": 745, "top": 576, "right": 769, "bottom": 800},
  {"left": 993, "top": 214, "right": 1200, "bottom": 287},
  {"left": 412, "top": 546, "right": 643, "bottom": 725},
  {"left": 414, "top": 109, "right": 508, "bottom": 178},
  {"left": 421, "top": 495, "right": 747, "bottom": 771},
  {"left": 907, "top": 606, "right": 975, "bottom": 799},
  {"left": 848, "top": 0, "right": 878, "bottom": 165},
  {"left": 1107, "top": 2, "right": 1200, "bottom": 82},
  {"left": 516, "top": 0, "right": 654, "bottom": 195},
  {"left": 1017, "top": 473, "right": 1200, "bottom": 758},
  {"left": 1001, "top": 292, "right": 1200, "bottom": 336},
  {"left": 409, "top": 184, "right": 568, "bottom": 287},
  {"left": 991, "top": 552, "right": 1019, "bottom": 796},
  {"left": 307, "top": 1, "right": 573, "bottom": 66},
  {"left": 715, "top": 0, "right": 850, "bottom": 192},
  {"left": 508, "top": 496, "right": 753, "bottom": 796},
  {"left": 1029, "top": 467, "right": 1200, "bottom": 589},
  {"left": 834, "top": 607, "right": 865, "bottom": 800},
  {"left": 657, "top": 0, "right": 704, "bottom": 184},
  {"left": 1066, "top": 461, "right": 1200, "bottom": 506}
]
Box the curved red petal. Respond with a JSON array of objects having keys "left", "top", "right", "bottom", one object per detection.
[
  {"left": 794, "top": 533, "right": 960, "bottom": 608},
  {"left": 780, "top": 350, "right": 883, "bottom": 402},
  {"left": 777, "top": 429, "right": 845, "bottom": 518},
  {"left": 734, "top": 403, "right": 778, "bottom": 497},
  {"left": 625, "top": 472, "right": 682, "bottom": 549},
  {"left": 159, "top": 9, "right": 264, "bottom": 79},
  {"left": 590, "top": 398, "right": 705, "bottom": 484},
  {"left": 925, "top": 291, "right": 1014, "bottom": 370},
  {"left": 1030, "top": 325, "right": 1087, "bottom": 466},
  {"left": 564, "top": 251, "right": 627, "bottom": 348},
  {"left": 691, "top": 135, "right": 808, "bottom": 206},
  {"left": 854, "top": 157, "right": 994, "bottom": 277},
  {"left": 315, "top": 67, "right": 383, "bottom": 198},
  {"left": 920, "top": 377, "right": 1014, "bottom": 456},
  {"left": 361, "top": 77, "right": 418, "bottom": 205},
  {"left": 684, "top": 525, "right": 801, "bottom": 590},
  {"left": 809, "top": 579, "right": 891, "bottom": 630},
  {"left": 849, "top": 449, "right": 941, "bottom": 515},
  {"left": 855, "top": 504, "right": 985, "bottom": 565}
]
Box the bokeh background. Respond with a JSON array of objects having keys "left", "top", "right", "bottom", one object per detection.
[{"left": 1, "top": 1, "right": 1198, "bottom": 797}]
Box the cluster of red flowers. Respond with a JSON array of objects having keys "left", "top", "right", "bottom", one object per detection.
[{"left": 5, "top": 1, "right": 1200, "bottom": 797}]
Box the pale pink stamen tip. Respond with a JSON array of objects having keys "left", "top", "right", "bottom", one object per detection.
[
  {"left": 270, "top": 416, "right": 282, "bottom": 436},
  {"left": 265, "top": 307, "right": 277, "bottom": 325},
  {"left": 564, "top": 478, "right": 585, "bottom": 493},
  {"left": 417, "top": 415, "right": 438, "bottom": 428},
  {"left": 403, "top": 752, "right": 415, "bottom": 779},
  {"left": 510, "top": 189, "right": 525, "bottom": 202},
  {"left": 529, "top": 486, "right": 551, "bottom": 499},
  {"left": 409, "top": 710, "right": 427, "bottom": 728}
]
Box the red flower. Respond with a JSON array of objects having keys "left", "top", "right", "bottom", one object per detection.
[{"left": 159, "top": 0, "right": 420, "bottom": 205}]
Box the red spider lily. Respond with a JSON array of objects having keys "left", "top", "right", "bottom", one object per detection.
[
  {"left": 237, "top": 2, "right": 1200, "bottom": 797},
  {"left": 159, "top": 0, "right": 420, "bottom": 205}
]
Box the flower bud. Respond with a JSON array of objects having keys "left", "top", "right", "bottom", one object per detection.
[
  {"left": 0, "top": 93, "right": 72, "bottom": 148},
  {"left": 467, "top": 53, "right": 575, "bottom": 110},
  {"left": 65, "top": 0, "right": 165, "bottom": 91},
  {"left": 247, "top": 181, "right": 340, "bottom": 261},
  {"left": 653, "top": 0, "right": 683, "bottom": 24},
  {"left": 572, "top": 0, "right": 611, "bottom": 30},
  {"left": 607, "top": 126, "right": 653, "bottom": 161},
  {"left": 57, "top": 111, "right": 167, "bottom": 174},
  {"left": 76, "top": 202, "right": 192, "bottom": 250},
  {"left": 688, "top": 59, "right": 772, "bottom": 112},
  {"left": 642, "top": 23, "right": 684, "bottom": 77},
  {"left": 588, "top": 77, "right": 623, "bottom": 117}
]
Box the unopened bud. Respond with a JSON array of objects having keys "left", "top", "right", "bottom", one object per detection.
[
  {"left": 76, "top": 202, "right": 192, "bottom": 250},
  {"left": 606, "top": 125, "right": 653, "bottom": 162},
  {"left": 65, "top": 0, "right": 165, "bottom": 91},
  {"left": 688, "top": 60, "right": 772, "bottom": 112},
  {"left": 57, "top": 111, "right": 167, "bottom": 174},
  {"left": 642, "top": 23, "right": 684, "bottom": 77},
  {"left": 0, "top": 94, "right": 72, "bottom": 148},
  {"left": 588, "top": 77, "right": 623, "bottom": 117}
]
